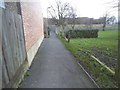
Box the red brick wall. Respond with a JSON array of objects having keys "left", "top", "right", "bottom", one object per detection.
[{"left": 21, "top": 2, "right": 44, "bottom": 51}]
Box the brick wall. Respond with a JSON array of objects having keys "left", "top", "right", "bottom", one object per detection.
[{"left": 20, "top": 2, "right": 44, "bottom": 51}]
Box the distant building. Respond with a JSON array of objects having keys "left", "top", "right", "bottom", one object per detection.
[{"left": 45, "top": 17, "right": 106, "bottom": 25}]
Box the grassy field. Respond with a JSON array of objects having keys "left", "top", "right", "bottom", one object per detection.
[
  {"left": 62, "top": 24, "right": 118, "bottom": 31},
  {"left": 74, "top": 24, "right": 118, "bottom": 30},
  {"left": 70, "top": 30, "right": 118, "bottom": 59},
  {"left": 58, "top": 30, "right": 118, "bottom": 88},
  {"left": 50, "top": 24, "right": 118, "bottom": 31}
]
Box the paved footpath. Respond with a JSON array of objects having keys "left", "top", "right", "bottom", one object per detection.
[{"left": 20, "top": 31, "right": 97, "bottom": 88}]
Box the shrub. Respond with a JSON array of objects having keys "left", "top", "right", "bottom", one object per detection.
[{"left": 65, "top": 29, "right": 99, "bottom": 38}]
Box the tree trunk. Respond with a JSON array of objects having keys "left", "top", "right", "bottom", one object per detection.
[
  {"left": 60, "top": 25, "right": 65, "bottom": 38},
  {"left": 72, "top": 26, "right": 74, "bottom": 30},
  {"left": 103, "top": 24, "right": 106, "bottom": 31},
  {"left": 103, "top": 28, "right": 105, "bottom": 31},
  {"left": 67, "top": 32, "right": 71, "bottom": 43}
]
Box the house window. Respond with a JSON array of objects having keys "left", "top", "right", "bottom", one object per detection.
[{"left": 0, "top": 0, "right": 5, "bottom": 8}]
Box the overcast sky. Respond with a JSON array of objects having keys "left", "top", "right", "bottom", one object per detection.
[{"left": 40, "top": 0, "right": 118, "bottom": 19}]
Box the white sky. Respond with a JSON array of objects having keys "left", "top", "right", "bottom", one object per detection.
[{"left": 40, "top": 0, "right": 118, "bottom": 19}]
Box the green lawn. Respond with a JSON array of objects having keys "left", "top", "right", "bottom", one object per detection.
[
  {"left": 58, "top": 30, "right": 118, "bottom": 88},
  {"left": 70, "top": 30, "right": 118, "bottom": 58}
]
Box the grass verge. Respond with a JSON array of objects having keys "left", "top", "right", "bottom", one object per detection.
[{"left": 58, "top": 30, "right": 118, "bottom": 88}]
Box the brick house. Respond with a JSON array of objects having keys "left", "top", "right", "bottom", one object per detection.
[
  {"left": 1, "top": 1, "right": 44, "bottom": 88},
  {"left": 20, "top": 2, "right": 44, "bottom": 66},
  {"left": 4, "top": 1, "right": 44, "bottom": 66}
]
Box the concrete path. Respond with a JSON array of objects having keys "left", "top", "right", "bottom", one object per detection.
[{"left": 20, "top": 31, "right": 97, "bottom": 88}]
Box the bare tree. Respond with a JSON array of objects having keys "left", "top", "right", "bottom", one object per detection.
[
  {"left": 68, "top": 7, "right": 77, "bottom": 30},
  {"left": 47, "top": 0, "right": 75, "bottom": 37},
  {"left": 108, "top": 16, "right": 116, "bottom": 24},
  {"left": 100, "top": 11, "right": 112, "bottom": 31},
  {"left": 112, "top": 0, "right": 119, "bottom": 9},
  {"left": 100, "top": 0, "right": 119, "bottom": 31}
]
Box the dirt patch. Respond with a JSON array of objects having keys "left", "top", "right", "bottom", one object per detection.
[{"left": 91, "top": 48, "right": 117, "bottom": 70}]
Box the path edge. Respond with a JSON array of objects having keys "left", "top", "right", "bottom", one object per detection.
[{"left": 77, "top": 62, "right": 100, "bottom": 88}]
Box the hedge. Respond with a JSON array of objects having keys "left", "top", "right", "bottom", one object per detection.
[{"left": 65, "top": 29, "right": 99, "bottom": 38}]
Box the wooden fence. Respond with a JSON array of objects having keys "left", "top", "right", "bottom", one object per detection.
[{"left": 2, "top": 8, "right": 28, "bottom": 88}]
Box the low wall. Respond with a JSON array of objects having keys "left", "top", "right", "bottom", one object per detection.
[{"left": 27, "top": 35, "right": 44, "bottom": 66}]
